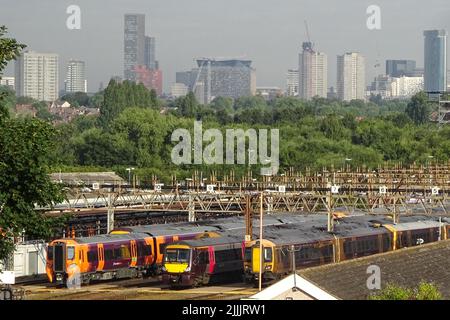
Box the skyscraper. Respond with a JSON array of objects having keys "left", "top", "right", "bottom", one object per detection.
[
  {"left": 195, "top": 58, "right": 254, "bottom": 103},
  {"left": 15, "top": 51, "right": 59, "bottom": 101},
  {"left": 337, "top": 52, "right": 365, "bottom": 101},
  {"left": 145, "top": 36, "right": 157, "bottom": 70},
  {"left": 286, "top": 69, "right": 299, "bottom": 96},
  {"left": 65, "top": 60, "right": 87, "bottom": 93},
  {"left": 298, "top": 42, "right": 327, "bottom": 100},
  {"left": 386, "top": 60, "right": 416, "bottom": 77},
  {"left": 124, "top": 14, "right": 145, "bottom": 81},
  {"left": 423, "top": 30, "right": 447, "bottom": 92}
]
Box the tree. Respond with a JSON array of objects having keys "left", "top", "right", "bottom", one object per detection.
[
  {"left": 406, "top": 91, "right": 431, "bottom": 125},
  {"left": 369, "top": 282, "right": 442, "bottom": 300},
  {"left": 0, "top": 26, "right": 64, "bottom": 262},
  {"left": 0, "top": 26, "right": 26, "bottom": 121}
]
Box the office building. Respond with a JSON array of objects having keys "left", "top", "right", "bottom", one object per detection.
[
  {"left": 124, "top": 14, "right": 146, "bottom": 82},
  {"left": 286, "top": 69, "right": 299, "bottom": 96},
  {"left": 15, "top": 51, "right": 59, "bottom": 101},
  {"left": 170, "top": 83, "right": 189, "bottom": 98},
  {"left": 145, "top": 36, "right": 157, "bottom": 70},
  {"left": 386, "top": 60, "right": 416, "bottom": 77},
  {"left": 195, "top": 58, "right": 254, "bottom": 103},
  {"left": 337, "top": 52, "right": 365, "bottom": 101},
  {"left": 65, "top": 60, "right": 87, "bottom": 93},
  {"left": 424, "top": 30, "right": 447, "bottom": 92},
  {"left": 0, "top": 76, "right": 15, "bottom": 90},
  {"left": 298, "top": 42, "right": 327, "bottom": 99},
  {"left": 390, "top": 76, "right": 424, "bottom": 98}
]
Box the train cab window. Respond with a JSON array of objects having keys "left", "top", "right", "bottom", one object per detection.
[
  {"left": 114, "top": 248, "right": 121, "bottom": 259},
  {"left": 264, "top": 248, "right": 272, "bottom": 262},
  {"left": 47, "top": 246, "right": 54, "bottom": 260},
  {"left": 67, "top": 247, "right": 75, "bottom": 260},
  {"left": 164, "top": 249, "right": 190, "bottom": 263},
  {"left": 244, "top": 248, "right": 252, "bottom": 262}
]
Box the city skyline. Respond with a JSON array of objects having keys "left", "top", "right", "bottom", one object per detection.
[{"left": 0, "top": 0, "right": 449, "bottom": 94}]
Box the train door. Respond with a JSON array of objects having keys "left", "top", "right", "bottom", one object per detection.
[
  {"left": 130, "top": 240, "right": 137, "bottom": 267},
  {"left": 207, "top": 246, "right": 216, "bottom": 274},
  {"left": 252, "top": 247, "right": 260, "bottom": 273},
  {"left": 97, "top": 244, "right": 104, "bottom": 271}
]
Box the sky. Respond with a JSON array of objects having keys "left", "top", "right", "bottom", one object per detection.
[{"left": 1, "top": 0, "right": 449, "bottom": 93}]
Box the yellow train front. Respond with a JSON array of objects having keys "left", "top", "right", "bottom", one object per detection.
[
  {"left": 244, "top": 216, "right": 448, "bottom": 284},
  {"left": 162, "top": 234, "right": 245, "bottom": 288}
]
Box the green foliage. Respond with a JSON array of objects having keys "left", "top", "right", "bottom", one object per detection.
[
  {"left": 98, "top": 79, "right": 158, "bottom": 128},
  {"left": 0, "top": 118, "right": 66, "bottom": 260},
  {"left": 406, "top": 91, "right": 432, "bottom": 125},
  {"left": 61, "top": 92, "right": 90, "bottom": 107},
  {"left": 369, "top": 282, "right": 442, "bottom": 300}
]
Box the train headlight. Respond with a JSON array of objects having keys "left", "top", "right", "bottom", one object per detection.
[
  {"left": 184, "top": 266, "right": 191, "bottom": 272},
  {"left": 265, "top": 265, "right": 272, "bottom": 271},
  {"left": 161, "top": 266, "right": 167, "bottom": 272}
]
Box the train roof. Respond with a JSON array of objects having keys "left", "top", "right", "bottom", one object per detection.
[
  {"left": 73, "top": 232, "right": 149, "bottom": 244},
  {"left": 167, "top": 234, "right": 244, "bottom": 248},
  {"left": 389, "top": 220, "right": 443, "bottom": 231}
]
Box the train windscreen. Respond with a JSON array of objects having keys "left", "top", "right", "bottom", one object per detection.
[{"left": 54, "top": 244, "right": 64, "bottom": 272}]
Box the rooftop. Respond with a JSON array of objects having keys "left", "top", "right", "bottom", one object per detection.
[{"left": 299, "top": 239, "right": 450, "bottom": 299}]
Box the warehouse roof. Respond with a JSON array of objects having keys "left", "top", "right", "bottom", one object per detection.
[{"left": 299, "top": 239, "right": 450, "bottom": 299}]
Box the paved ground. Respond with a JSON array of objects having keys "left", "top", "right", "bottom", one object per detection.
[{"left": 22, "top": 278, "right": 258, "bottom": 300}]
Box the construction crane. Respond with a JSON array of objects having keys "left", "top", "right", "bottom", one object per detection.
[
  {"left": 192, "top": 57, "right": 213, "bottom": 104},
  {"left": 303, "top": 20, "right": 314, "bottom": 52}
]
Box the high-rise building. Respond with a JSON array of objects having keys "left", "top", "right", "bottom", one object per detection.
[
  {"left": 195, "top": 58, "right": 254, "bottom": 103},
  {"left": 337, "top": 52, "right": 365, "bottom": 101},
  {"left": 424, "top": 30, "right": 447, "bottom": 92},
  {"left": 133, "top": 65, "right": 163, "bottom": 96},
  {"left": 386, "top": 60, "right": 416, "bottom": 77},
  {"left": 145, "top": 36, "right": 157, "bottom": 70},
  {"left": 15, "top": 51, "right": 59, "bottom": 101},
  {"left": 286, "top": 69, "right": 299, "bottom": 96},
  {"left": 298, "top": 42, "right": 327, "bottom": 100},
  {"left": 0, "top": 76, "right": 15, "bottom": 90},
  {"left": 124, "top": 14, "right": 146, "bottom": 82},
  {"left": 65, "top": 60, "right": 87, "bottom": 93},
  {"left": 176, "top": 70, "right": 197, "bottom": 90},
  {"left": 390, "top": 76, "right": 424, "bottom": 98}
]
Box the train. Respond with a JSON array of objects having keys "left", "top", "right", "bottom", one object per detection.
[
  {"left": 162, "top": 233, "right": 244, "bottom": 287},
  {"left": 243, "top": 215, "right": 449, "bottom": 283},
  {"left": 45, "top": 214, "right": 310, "bottom": 285}
]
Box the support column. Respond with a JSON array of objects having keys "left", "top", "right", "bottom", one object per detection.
[{"left": 107, "top": 193, "right": 114, "bottom": 234}]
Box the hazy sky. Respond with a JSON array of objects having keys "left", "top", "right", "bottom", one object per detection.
[{"left": 1, "top": 0, "right": 449, "bottom": 93}]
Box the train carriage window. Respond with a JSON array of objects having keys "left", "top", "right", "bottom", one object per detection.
[
  {"left": 264, "top": 248, "right": 272, "bottom": 262},
  {"left": 244, "top": 248, "right": 252, "bottom": 262},
  {"left": 114, "top": 248, "right": 121, "bottom": 259},
  {"left": 121, "top": 245, "right": 131, "bottom": 259},
  {"left": 138, "top": 243, "right": 152, "bottom": 257},
  {"left": 104, "top": 249, "right": 114, "bottom": 261},
  {"left": 87, "top": 251, "right": 98, "bottom": 262},
  {"left": 383, "top": 234, "right": 392, "bottom": 251},
  {"left": 159, "top": 244, "right": 167, "bottom": 255}
]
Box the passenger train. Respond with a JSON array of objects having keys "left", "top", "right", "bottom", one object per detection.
[
  {"left": 244, "top": 215, "right": 449, "bottom": 283},
  {"left": 45, "top": 215, "right": 308, "bottom": 285},
  {"left": 159, "top": 215, "right": 450, "bottom": 287}
]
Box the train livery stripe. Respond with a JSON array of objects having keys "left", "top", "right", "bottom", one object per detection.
[
  {"left": 383, "top": 225, "right": 397, "bottom": 250},
  {"left": 97, "top": 244, "right": 104, "bottom": 271},
  {"left": 208, "top": 246, "right": 215, "bottom": 274}
]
